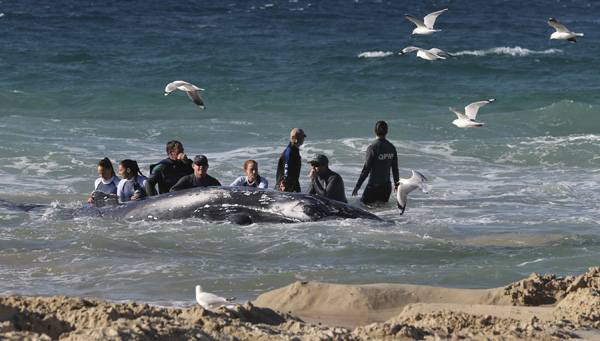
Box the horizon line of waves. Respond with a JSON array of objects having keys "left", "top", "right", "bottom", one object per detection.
[
  {"left": 357, "top": 51, "right": 394, "bottom": 58},
  {"left": 454, "top": 46, "right": 562, "bottom": 57}
]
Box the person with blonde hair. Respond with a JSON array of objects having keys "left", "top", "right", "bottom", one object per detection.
[{"left": 275, "top": 128, "right": 306, "bottom": 192}]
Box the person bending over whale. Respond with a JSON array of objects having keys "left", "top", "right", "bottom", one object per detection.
[
  {"left": 87, "top": 157, "right": 120, "bottom": 204},
  {"left": 230, "top": 159, "right": 269, "bottom": 189},
  {"left": 307, "top": 154, "right": 347, "bottom": 203},
  {"left": 145, "top": 140, "right": 193, "bottom": 196},
  {"left": 352, "top": 121, "right": 399, "bottom": 204},
  {"left": 170, "top": 155, "right": 221, "bottom": 191}
]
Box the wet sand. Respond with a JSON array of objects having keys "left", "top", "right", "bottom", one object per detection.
[{"left": 1, "top": 267, "right": 600, "bottom": 340}]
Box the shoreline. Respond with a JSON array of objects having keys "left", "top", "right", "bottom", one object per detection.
[{"left": 1, "top": 267, "right": 600, "bottom": 340}]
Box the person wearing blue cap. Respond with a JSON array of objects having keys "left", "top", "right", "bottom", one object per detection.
[
  {"left": 170, "top": 155, "right": 221, "bottom": 191},
  {"left": 307, "top": 154, "right": 347, "bottom": 203}
]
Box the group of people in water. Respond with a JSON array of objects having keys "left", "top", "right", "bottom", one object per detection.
[{"left": 88, "top": 121, "right": 399, "bottom": 207}]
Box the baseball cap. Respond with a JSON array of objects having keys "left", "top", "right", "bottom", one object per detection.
[
  {"left": 308, "top": 154, "right": 328, "bottom": 166},
  {"left": 193, "top": 155, "right": 208, "bottom": 166}
]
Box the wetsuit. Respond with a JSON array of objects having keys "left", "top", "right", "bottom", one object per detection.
[
  {"left": 230, "top": 176, "right": 269, "bottom": 189},
  {"left": 307, "top": 168, "right": 347, "bottom": 203},
  {"left": 117, "top": 176, "right": 148, "bottom": 202},
  {"left": 145, "top": 158, "right": 193, "bottom": 195},
  {"left": 170, "top": 174, "right": 221, "bottom": 191},
  {"left": 276, "top": 143, "right": 302, "bottom": 192},
  {"left": 94, "top": 176, "right": 120, "bottom": 195},
  {"left": 355, "top": 138, "right": 399, "bottom": 204}
]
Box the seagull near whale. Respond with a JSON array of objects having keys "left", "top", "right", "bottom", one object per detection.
[
  {"left": 449, "top": 99, "right": 496, "bottom": 128},
  {"left": 164, "top": 80, "right": 206, "bottom": 109},
  {"left": 397, "top": 170, "right": 431, "bottom": 215},
  {"left": 195, "top": 285, "right": 236, "bottom": 311},
  {"left": 548, "top": 17, "right": 583, "bottom": 43},
  {"left": 405, "top": 8, "right": 448, "bottom": 36},
  {"left": 400, "top": 46, "right": 457, "bottom": 61}
]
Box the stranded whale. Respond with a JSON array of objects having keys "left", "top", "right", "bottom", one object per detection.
[{"left": 92, "top": 186, "right": 381, "bottom": 224}]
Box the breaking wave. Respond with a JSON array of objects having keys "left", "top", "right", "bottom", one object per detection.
[
  {"left": 454, "top": 46, "right": 562, "bottom": 57},
  {"left": 358, "top": 51, "right": 394, "bottom": 58}
]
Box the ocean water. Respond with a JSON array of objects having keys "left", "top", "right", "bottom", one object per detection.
[{"left": 1, "top": 0, "right": 599, "bottom": 307}]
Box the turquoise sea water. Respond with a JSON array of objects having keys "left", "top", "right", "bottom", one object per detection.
[{"left": 1, "top": 0, "right": 599, "bottom": 306}]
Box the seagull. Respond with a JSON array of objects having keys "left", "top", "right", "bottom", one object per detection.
[
  {"left": 449, "top": 99, "right": 496, "bottom": 128},
  {"left": 405, "top": 8, "right": 448, "bottom": 36},
  {"left": 400, "top": 46, "right": 457, "bottom": 60},
  {"left": 397, "top": 170, "right": 431, "bottom": 215},
  {"left": 548, "top": 18, "right": 583, "bottom": 43},
  {"left": 164, "top": 81, "right": 206, "bottom": 109},
  {"left": 195, "top": 285, "right": 236, "bottom": 311}
]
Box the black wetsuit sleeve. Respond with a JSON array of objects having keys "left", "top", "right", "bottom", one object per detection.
[
  {"left": 145, "top": 163, "right": 167, "bottom": 196},
  {"left": 392, "top": 148, "right": 399, "bottom": 185},
  {"left": 355, "top": 144, "right": 376, "bottom": 189}
]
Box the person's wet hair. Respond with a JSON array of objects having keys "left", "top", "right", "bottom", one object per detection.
[
  {"left": 98, "top": 157, "right": 116, "bottom": 177},
  {"left": 375, "top": 121, "right": 388, "bottom": 137},
  {"left": 120, "top": 159, "right": 145, "bottom": 179},
  {"left": 166, "top": 140, "right": 183, "bottom": 154}
]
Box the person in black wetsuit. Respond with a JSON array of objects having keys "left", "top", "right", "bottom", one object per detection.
[
  {"left": 275, "top": 128, "right": 306, "bottom": 192},
  {"left": 307, "top": 154, "right": 347, "bottom": 203},
  {"left": 145, "top": 140, "right": 194, "bottom": 196},
  {"left": 352, "top": 121, "right": 399, "bottom": 204},
  {"left": 170, "top": 155, "right": 221, "bottom": 191}
]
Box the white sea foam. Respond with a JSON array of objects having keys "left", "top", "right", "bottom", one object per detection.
[
  {"left": 517, "top": 258, "right": 545, "bottom": 267},
  {"left": 454, "top": 46, "right": 562, "bottom": 57},
  {"left": 358, "top": 51, "right": 394, "bottom": 58}
]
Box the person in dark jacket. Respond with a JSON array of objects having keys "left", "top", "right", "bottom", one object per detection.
[
  {"left": 145, "top": 140, "right": 194, "bottom": 196},
  {"left": 275, "top": 128, "right": 306, "bottom": 192},
  {"left": 352, "top": 121, "right": 399, "bottom": 204},
  {"left": 170, "top": 155, "right": 221, "bottom": 191},
  {"left": 307, "top": 154, "right": 347, "bottom": 203}
]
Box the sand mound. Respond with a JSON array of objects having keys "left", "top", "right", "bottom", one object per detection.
[{"left": 1, "top": 267, "right": 600, "bottom": 340}]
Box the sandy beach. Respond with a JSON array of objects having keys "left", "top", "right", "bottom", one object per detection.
[{"left": 1, "top": 267, "right": 600, "bottom": 340}]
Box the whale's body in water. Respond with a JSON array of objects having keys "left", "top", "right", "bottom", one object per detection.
[{"left": 92, "top": 187, "right": 381, "bottom": 224}]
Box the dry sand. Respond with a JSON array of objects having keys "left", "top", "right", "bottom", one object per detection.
[{"left": 2, "top": 267, "right": 600, "bottom": 340}]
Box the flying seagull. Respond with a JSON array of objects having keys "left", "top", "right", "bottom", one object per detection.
[
  {"left": 397, "top": 170, "right": 431, "bottom": 215},
  {"left": 405, "top": 8, "right": 449, "bottom": 36},
  {"left": 449, "top": 99, "right": 496, "bottom": 128},
  {"left": 548, "top": 17, "right": 583, "bottom": 43},
  {"left": 165, "top": 80, "right": 206, "bottom": 109},
  {"left": 400, "top": 46, "right": 457, "bottom": 60},
  {"left": 195, "top": 285, "right": 235, "bottom": 311}
]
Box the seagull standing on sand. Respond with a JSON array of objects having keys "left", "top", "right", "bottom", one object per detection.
[
  {"left": 195, "top": 285, "right": 235, "bottom": 311},
  {"left": 164, "top": 80, "right": 206, "bottom": 109},
  {"left": 397, "top": 170, "right": 430, "bottom": 215},
  {"left": 548, "top": 18, "right": 583, "bottom": 43},
  {"left": 449, "top": 99, "right": 496, "bottom": 128},
  {"left": 400, "top": 46, "right": 457, "bottom": 60},
  {"left": 405, "top": 8, "right": 448, "bottom": 36}
]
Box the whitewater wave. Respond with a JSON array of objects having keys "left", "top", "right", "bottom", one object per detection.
[
  {"left": 454, "top": 46, "right": 562, "bottom": 57},
  {"left": 358, "top": 51, "right": 394, "bottom": 58}
]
